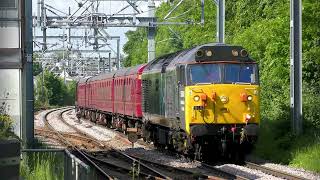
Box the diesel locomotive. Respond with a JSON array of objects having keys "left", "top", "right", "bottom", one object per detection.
[{"left": 76, "top": 43, "right": 260, "bottom": 160}]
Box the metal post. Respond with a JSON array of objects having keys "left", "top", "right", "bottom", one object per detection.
[
  {"left": 41, "top": 0, "right": 47, "bottom": 51},
  {"left": 108, "top": 53, "right": 111, "bottom": 72},
  {"left": 147, "top": 0, "right": 156, "bottom": 62},
  {"left": 201, "top": 0, "right": 204, "bottom": 25},
  {"left": 22, "top": 0, "right": 34, "bottom": 147},
  {"left": 41, "top": 59, "right": 45, "bottom": 102},
  {"left": 117, "top": 38, "right": 120, "bottom": 69},
  {"left": 63, "top": 28, "right": 66, "bottom": 84},
  {"left": 68, "top": 7, "right": 71, "bottom": 44},
  {"left": 290, "top": 0, "right": 302, "bottom": 134},
  {"left": 216, "top": 0, "right": 225, "bottom": 43},
  {"left": 37, "top": 0, "right": 41, "bottom": 27},
  {"left": 93, "top": 28, "right": 98, "bottom": 50}
]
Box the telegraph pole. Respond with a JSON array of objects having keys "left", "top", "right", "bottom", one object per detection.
[{"left": 290, "top": 0, "right": 303, "bottom": 134}]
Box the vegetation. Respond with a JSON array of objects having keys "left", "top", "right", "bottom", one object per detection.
[
  {"left": 0, "top": 102, "right": 15, "bottom": 139},
  {"left": 0, "top": 114, "right": 15, "bottom": 139},
  {"left": 123, "top": 0, "right": 320, "bottom": 172},
  {"left": 34, "top": 70, "right": 77, "bottom": 110},
  {"left": 20, "top": 152, "right": 64, "bottom": 180}
]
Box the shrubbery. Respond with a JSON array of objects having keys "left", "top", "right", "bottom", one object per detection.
[
  {"left": 0, "top": 114, "right": 15, "bottom": 139},
  {"left": 34, "top": 70, "right": 76, "bottom": 110}
]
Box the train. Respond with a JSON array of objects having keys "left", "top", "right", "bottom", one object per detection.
[{"left": 76, "top": 43, "right": 260, "bottom": 160}]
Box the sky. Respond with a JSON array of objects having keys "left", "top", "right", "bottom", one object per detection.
[{"left": 32, "top": 0, "right": 162, "bottom": 58}]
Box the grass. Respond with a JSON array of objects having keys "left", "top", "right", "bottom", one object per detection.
[
  {"left": 20, "top": 152, "right": 64, "bottom": 180},
  {"left": 253, "top": 118, "right": 320, "bottom": 173},
  {"left": 290, "top": 143, "right": 320, "bottom": 172},
  {"left": 20, "top": 139, "right": 64, "bottom": 180}
]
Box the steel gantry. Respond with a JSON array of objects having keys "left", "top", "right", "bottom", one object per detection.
[{"left": 33, "top": 0, "right": 226, "bottom": 74}]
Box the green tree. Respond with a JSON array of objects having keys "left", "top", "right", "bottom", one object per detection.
[{"left": 122, "top": 0, "right": 320, "bottom": 170}]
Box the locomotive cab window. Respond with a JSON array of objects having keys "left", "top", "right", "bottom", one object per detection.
[
  {"left": 224, "top": 63, "right": 258, "bottom": 84},
  {"left": 187, "top": 63, "right": 258, "bottom": 85},
  {"left": 188, "top": 64, "right": 221, "bottom": 84}
]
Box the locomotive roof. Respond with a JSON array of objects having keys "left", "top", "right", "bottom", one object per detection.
[{"left": 143, "top": 43, "right": 255, "bottom": 73}]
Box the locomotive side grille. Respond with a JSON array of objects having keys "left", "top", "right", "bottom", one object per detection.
[
  {"left": 142, "top": 79, "right": 150, "bottom": 112},
  {"left": 0, "top": 0, "right": 16, "bottom": 8}
]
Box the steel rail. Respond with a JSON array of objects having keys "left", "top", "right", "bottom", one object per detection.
[
  {"left": 58, "top": 109, "right": 106, "bottom": 147},
  {"left": 35, "top": 128, "right": 104, "bottom": 149},
  {"left": 127, "top": 153, "right": 212, "bottom": 179},
  {"left": 245, "top": 161, "right": 306, "bottom": 180},
  {"left": 60, "top": 109, "right": 171, "bottom": 179},
  {"left": 77, "top": 110, "right": 251, "bottom": 179},
  {"left": 201, "top": 162, "right": 250, "bottom": 180},
  {"left": 81, "top": 150, "right": 163, "bottom": 179},
  {"left": 56, "top": 108, "right": 171, "bottom": 179},
  {"left": 43, "top": 108, "right": 113, "bottom": 179}
]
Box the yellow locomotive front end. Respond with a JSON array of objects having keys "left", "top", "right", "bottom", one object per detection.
[
  {"left": 185, "top": 84, "right": 260, "bottom": 133},
  {"left": 178, "top": 47, "right": 260, "bottom": 160}
]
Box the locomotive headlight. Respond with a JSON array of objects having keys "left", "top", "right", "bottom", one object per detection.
[
  {"left": 240, "top": 49, "right": 249, "bottom": 57},
  {"left": 206, "top": 50, "right": 213, "bottom": 57},
  {"left": 232, "top": 49, "right": 239, "bottom": 56},
  {"left": 247, "top": 95, "right": 253, "bottom": 101},
  {"left": 196, "top": 50, "right": 204, "bottom": 57},
  {"left": 194, "top": 95, "right": 200, "bottom": 102},
  {"left": 220, "top": 96, "right": 229, "bottom": 104}
]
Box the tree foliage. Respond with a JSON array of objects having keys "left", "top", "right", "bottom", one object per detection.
[
  {"left": 123, "top": 0, "right": 320, "bottom": 167},
  {"left": 34, "top": 71, "right": 76, "bottom": 109},
  {"left": 123, "top": 0, "right": 320, "bottom": 127}
]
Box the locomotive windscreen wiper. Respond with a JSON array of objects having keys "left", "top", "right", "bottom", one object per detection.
[
  {"left": 234, "top": 82, "right": 252, "bottom": 85},
  {"left": 194, "top": 82, "right": 212, "bottom": 85}
]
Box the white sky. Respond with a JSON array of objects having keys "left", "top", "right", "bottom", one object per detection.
[{"left": 32, "top": 0, "right": 163, "bottom": 58}]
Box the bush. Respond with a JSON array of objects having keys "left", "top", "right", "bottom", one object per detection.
[
  {"left": 34, "top": 70, "right": 77, "bottom": 108},
  {"left": 0, "top": 114, "right": 15, "bottom": 139}
]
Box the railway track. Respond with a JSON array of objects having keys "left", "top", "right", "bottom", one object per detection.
[
  {"left": 43, "top": 108, "right": 105, "bottom": 149},
  {"left": 245, "top": 161, "right": 306, "bottom": 180},
  {"left": 43, "top": 108, "right": 252, "bottom": 179},
  {"left": 127, "top": 153, "right": 252, "bottom": 180},
  {"left": 43, "top": 108, "right": 306, "bottom": 179},
  {"left": 199, "top": 162, "right": 249, "bottom": 180},
  {"left": 35, "top": 128, "right": 104, "bottom": 150}
]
